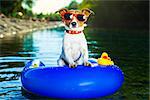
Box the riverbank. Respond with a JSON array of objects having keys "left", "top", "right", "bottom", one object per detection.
[{"left": 0, "top": 17, "right": 62, "bottom": 38}]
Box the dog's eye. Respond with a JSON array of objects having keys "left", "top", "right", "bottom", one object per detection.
[
  {"left": 64, "top": 13, "right": 72, "bottom": 20},
  {"left": 77, "top": 14, "right": 86, "bottom": 21}
]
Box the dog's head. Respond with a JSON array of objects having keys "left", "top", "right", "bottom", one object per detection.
[{"left": 57, "top": 8, "right": 94, "bottom": 31}]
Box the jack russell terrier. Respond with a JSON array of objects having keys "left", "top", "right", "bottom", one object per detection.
[{"left": 57, "top": 8, "right": 94, "bottom": 68}]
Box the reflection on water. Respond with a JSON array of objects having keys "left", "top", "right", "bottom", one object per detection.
[
  {"left": 0, "top": 29, "right": 64, "bottom": 99},
  {"left": 0, "top": 28, "right": 148, "bottom": 99},
  {"left": 22, "top": 29, "right": 63, "bottom": 66}
]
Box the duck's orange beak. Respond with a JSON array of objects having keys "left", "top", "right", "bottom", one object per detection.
[{"left": 102, "top": 56, "right": 108, "bottom": 59}]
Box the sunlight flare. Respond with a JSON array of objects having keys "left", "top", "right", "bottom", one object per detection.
[{"left": 32, "top": 0, "right": 83, "bottom": 14}]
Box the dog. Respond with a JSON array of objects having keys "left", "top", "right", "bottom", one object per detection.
[{"left": 57, "top": 8, "right": 94, "bottom": 68}]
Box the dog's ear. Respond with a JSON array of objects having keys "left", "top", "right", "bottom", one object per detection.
[
  {"left": 55, "top": 8, "right": 68, "bottom": 16},
  {"left": 82, "top": 8, "right": 94, "bottom": 17}
]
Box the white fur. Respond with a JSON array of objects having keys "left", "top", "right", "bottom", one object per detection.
[{"left": 57, "top": 31, "right": 89, "bottom": 67}]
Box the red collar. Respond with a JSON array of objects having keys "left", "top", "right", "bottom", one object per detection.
[{"left": 65, "top": 30, "right": 82, "bottom": 34}]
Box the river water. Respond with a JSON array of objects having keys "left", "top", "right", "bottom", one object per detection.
[{"left": 0, "top": 27, "right": 148, "bottom": 99}]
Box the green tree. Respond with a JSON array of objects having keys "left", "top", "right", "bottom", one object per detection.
[
  {"left": 0, "top": 0, "right": 23, "bottom": 17},
  {"left": 22, "top": 0, "right": 35, "bottom": 18},
  {"left": 67, "top": 0, "right": 79, "bottom": 10},
  {"left": 23, "top": 0, "right": 33, "bottom": 10},
  {"left": 78, "top": 0, "right": 95, "bottom": 9},
  {"left": 79, "top": 0, "right": 149, "bottom": 30},
  {"left": 0, "top": 0, "right": 34, "bottom": 18},
  {"left": 22, "top": 0, "right": 35, "bottom": 11}
]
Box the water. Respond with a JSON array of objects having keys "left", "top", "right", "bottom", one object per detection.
[{"left": 0, "top": 28, "right": 148, "bottom": 99}]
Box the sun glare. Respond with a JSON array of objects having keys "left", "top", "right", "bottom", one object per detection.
[{"left": 32, "top": 0, "right": 83, "bottom": 14}]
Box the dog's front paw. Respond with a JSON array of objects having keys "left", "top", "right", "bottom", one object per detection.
[
  {"left": 84, "top": 61, "right": 92, "bottom": 67},
  {"left": 69, "top": 63, "right": 77, "bottom": 68}
]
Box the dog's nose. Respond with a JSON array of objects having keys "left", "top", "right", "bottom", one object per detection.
[{"left": 71, "top": 22, "right": 77, "bottom": 27}]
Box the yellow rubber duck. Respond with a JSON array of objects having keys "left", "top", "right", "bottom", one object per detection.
[{"left": 97, "top": 52, "right": 114, "bottom": 65}]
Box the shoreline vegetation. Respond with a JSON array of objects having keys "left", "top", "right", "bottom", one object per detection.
[
  {"left": 0, "top": 0, "right": 148, "bottom": 39},
  {"left": 0, "top": 0, "right": 77, "bottom": 39},
  {"left": 0, "top": 16, "right": 62, "bottom": 39}
]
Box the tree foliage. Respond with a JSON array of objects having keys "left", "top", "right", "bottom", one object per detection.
[
  {"left": 79, "top": 0, "right": 148, "bottom": 30},
  {"left": 0, "top": 0, "right": 23, "bottom": 16},
  {"left": 66, "top": 0, "right": 79, "bottom": 10},
  {"left": 78, "top": 0, "right": 95, "bottom": 9},
  {"left": 0, "top": 0, "right": 34, "bottom": 18},
  {"left": 23, "top": 0, "right": 33, "bottom": 10}
]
